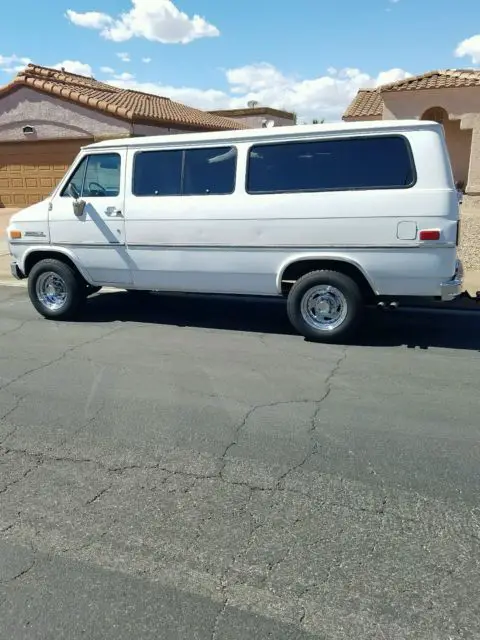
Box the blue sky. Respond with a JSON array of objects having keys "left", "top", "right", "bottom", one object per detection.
[{"left": 1, "top": 0, "right": 480, "bottom": 120}]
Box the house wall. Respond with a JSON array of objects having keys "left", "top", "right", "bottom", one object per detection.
[
  {"left": 0, "top": 87, "right": 132, "bottom": 141},
  {"left": 382, "top": 87, "right": 480, "bottom": 198},
  {"left": 442, "top": 117, "right": 472, "bottom": 186},
  {"left": 381, "top": 86, "right": 480, "bottom": 122},
  {"left": 228, "top": 114, "right": 294, "bottom": 128},
  {"left": 132, "top": 123, "right": 187, "bottom": 136},
  {"left": 465, "top": 116, "right": 480, "bottom": 200}
]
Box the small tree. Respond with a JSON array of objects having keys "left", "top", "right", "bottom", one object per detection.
[{"left": 312, "top": 118, "right": 325, "bottom": 124}]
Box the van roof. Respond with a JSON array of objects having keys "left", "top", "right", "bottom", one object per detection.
[{"left": 86, "top": 119, "right": 439, "bottom": 150}]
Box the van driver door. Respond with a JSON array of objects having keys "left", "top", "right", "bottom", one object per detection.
[{"left": 49, "top": 150, "right": 132, "bottom": 285}]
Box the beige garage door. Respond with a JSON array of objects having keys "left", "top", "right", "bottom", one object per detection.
[{"left": 0, "top": 140, "right": 92, "bottom": 208}]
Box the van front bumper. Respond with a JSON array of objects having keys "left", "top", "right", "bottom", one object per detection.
[
  {"left": 10, "top": 261, "right": 25, "bottom": 280},
  {"left": 440, "top": 260, "right": 463, "bottom": 301}
]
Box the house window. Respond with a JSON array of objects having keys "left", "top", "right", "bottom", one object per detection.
[
  {"left": 132, "top": 146, "right": 237, "bottom": 196},
  {"left": 246, "top": 136, "right": 416, "bottom": 194}
]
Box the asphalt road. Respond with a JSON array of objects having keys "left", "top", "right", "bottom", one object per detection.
[{"left": 1, "top": 285, "right": 480, "bottom": 639}]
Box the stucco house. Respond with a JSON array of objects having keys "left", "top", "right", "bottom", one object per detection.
[
  {"left": 210, "top": 106, "right": 295, "bottom": 129},
  {"left": 343, "top": 69, "right": 480, "bottom": 207},
  {"left": 0, "top": 64, "right": 245, "bottom": 208}
]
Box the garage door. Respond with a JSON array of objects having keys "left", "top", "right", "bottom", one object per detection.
[{"left": 0, "top": 139, "right": 92, "bottom": 208}]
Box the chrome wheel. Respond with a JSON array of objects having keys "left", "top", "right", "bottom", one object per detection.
[
  {"left": 300, "top": 285, "right": 348, "bottom": 331},
  {"left": 35, "top": 271, "right": 68, "bottom": 312}
]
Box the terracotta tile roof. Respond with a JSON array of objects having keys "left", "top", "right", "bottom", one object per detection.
[
  {"left": 343, "top": 69, "right": 480, "bottom": 120},
  {"left": 380, "top": 69, "right": 480, "bottom": 92},
  {"left": 342, "top": 89, "right": 383, "bottom": 119},
  {"left": 1, "top": 64, "right": 246, "bottom": 131}
]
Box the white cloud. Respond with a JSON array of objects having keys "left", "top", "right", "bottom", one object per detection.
[
  {"left": 455, "top": 34, "right": 480, "bottom": 65},
  {"left": 65, "top": 10, "right": 112, "bottom": 29},
  {"left": 375, "top": 68, "right": 411, "bottom": 86},
  {"left": 142, "top": 57, "right": 152, "bottom": 63},
  {"left": 226, "top": 63, "right": 287, "bottom": 94},
  {"left": 0, "top": 54, "right": 31, "bottom": 73},
  {"left": 53, "top": 60, "right": 93, "bottom": 76},
  {"left": 104, "top": 63, "right": 411, "bottom": 121},
  {"left": 66, "top": 0, "right": 219, "bottom": 44},
  {"left": 113, "top": 72, "right": 136, "bottom": 81},
  {"left": 108, "top": 74, "right": 230, "bottom": 111},
  {"left": 100, "top": 66, "right": 115, "bottom": 74},
  {"left": 117, "top": 52, "right": 131, "bottom": 62}
]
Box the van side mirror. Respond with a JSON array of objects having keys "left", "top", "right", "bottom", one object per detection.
[
  {"left": 66, "top": 183, "right": 86, "bottom": 216},
  {"left": 72, "top": 199, "right": 86, "bottom": 217}
]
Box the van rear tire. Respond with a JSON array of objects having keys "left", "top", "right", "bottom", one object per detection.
[
  {"left": 28, "top": 259, "right": 85, "bottom": 320},
  {"left": 287, "top": 270, "right": 363, "bottom": 342}
]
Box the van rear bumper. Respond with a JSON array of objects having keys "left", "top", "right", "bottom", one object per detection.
[{"left": 440, "top": 260, "right": 463, "bottom": 301}]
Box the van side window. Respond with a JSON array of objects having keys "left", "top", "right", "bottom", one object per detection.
[
  {"left": 133, "top": 150, "right": 182, "bottom": 196},
  {"left": 61, "top": 157, "right": 87, "bottom": 197},
  {"left": 246, "top": 136, "right": 415, "bottom": 194},
  {"left": 183, "top": 147, "right": 237, "bottom": 195},
  {"left": 62, "top": 153, "right": 121, "bottom": 198},
  {"left": 132, "top": 147, "right": 237, "bottom": 197}
]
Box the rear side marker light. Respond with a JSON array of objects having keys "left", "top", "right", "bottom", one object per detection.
[
  {"left": 419, "top": 229, "right": 440, "bottom": 241},
  {"left": 9, "top": 230, "right": 22, "bottom": 240}
]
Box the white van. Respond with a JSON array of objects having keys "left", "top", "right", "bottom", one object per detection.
[{"left": 7, "top": 120, "right": 462, "bottom": 342}]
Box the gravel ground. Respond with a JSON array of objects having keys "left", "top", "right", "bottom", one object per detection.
[{"left": 459, "top": 204, "right": 480, "bottom": 270}]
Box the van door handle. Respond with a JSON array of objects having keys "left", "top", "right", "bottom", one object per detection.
[{"left": 105, "top": 206, "right": 123, "bottom": 217}]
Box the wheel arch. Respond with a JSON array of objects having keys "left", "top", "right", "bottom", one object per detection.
[
  {"left": 22, "top": 247, "right": 91, "bottom": 283},
  {"left": 277, "top": 254, "right": 378, "bottom": 301}
]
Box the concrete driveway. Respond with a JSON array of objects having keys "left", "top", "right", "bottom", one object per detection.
[{"left": 0, "top": 287, "right": 480, "bottom": 638}]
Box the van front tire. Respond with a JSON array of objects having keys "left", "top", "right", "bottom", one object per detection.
[
  {"left": 287, "top": 270, "right": 363, "bottom": 342},
  {"left": 28, "top": 259, "right": 85, "bottom": 320}
]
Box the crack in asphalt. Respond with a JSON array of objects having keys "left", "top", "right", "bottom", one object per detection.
[
  {"left": 0, "top": 425, "right": 20, "bottom": 447},
  {"left": 0, "top": 464, "right": 39, "bottom": 497},
  {"left": 0, "top": 538, "right": 38, "bottom": 586},
  {"left": 218, "top": 349, "right": 349, "bottom": 485},
  {"left": 0, "top": 395, "right": 26, "bottom": 423},
  {"left": 0, "top": 326, "right": 123, "bottom": 395},
  {"left": 7, "top": 557, "right": 37, "bottom": 583},
  {"left": 211, "top": 595, "right": 229, "bottom": 640},
  {"left": 277, "top": 348, "right": 348, "bottom": 487},
  {"left": 0, "top": 319, "right": 32, "bottom": 339},
  {"left": 59, "top": 527, "right": 114, "bottom": 554},
  {"left": 0, "top": 444, "right": 390, "bottom": 518},
  {"left": 84, "top": 483, "right": 114, "bottom": 506},
  {"left": 211, "top": 487, "right": 259, "bottom": 639}
]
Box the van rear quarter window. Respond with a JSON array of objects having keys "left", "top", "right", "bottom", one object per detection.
[
  {"left": 133, "top": 147, "right": 237, "bottom": 196},
  {"left": 246, "top": 135, "right": 416, "bottom": 194}
]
